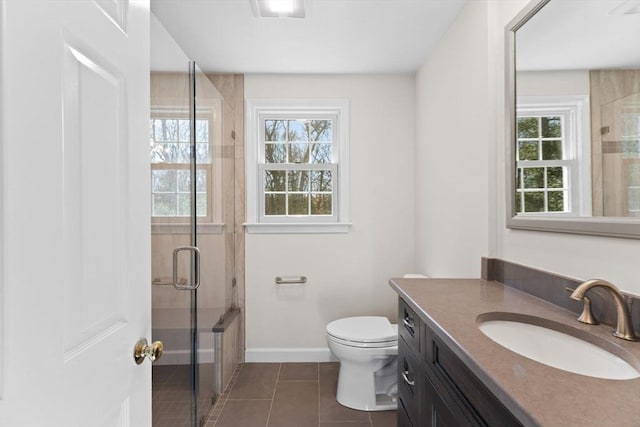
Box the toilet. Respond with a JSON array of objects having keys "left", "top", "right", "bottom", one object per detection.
[{"left": 326, "top": 316, "right": 398, "bottom": 411}]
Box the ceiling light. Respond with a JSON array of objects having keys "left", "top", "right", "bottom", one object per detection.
[
  {"left": 269, "top": 0, "right": 294, "bottom": 14},
  {"left": 251, "top": 0, "right": 306, "bottom": 18}
]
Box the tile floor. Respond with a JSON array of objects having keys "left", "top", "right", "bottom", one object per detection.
[
  {"left": 208, "top": 362, "right": 397, "bottom": 427},
  {"left": 152, "top": 364, "right": 214, "bottom": 427},
  {"left": 153, "top": 362, "right": 397, "bottom": 427}
]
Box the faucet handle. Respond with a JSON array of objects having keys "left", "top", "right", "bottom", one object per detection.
[
  {"left": 566, "top": 287, "right": 599, "bottom": 325},
  {"left": 576, "top": 296, "right": 599, "bottom": 325}
]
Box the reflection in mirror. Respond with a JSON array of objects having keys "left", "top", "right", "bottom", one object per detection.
[{"left": 506, "top": 0, "right": 640, "bottom": 238}]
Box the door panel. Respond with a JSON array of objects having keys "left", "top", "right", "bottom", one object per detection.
[
  {"left": 62, "top": 38, "right": 128, "bottom": 358},
  {"left": 1, "top": 1, "right": 151, "bottom": 426}
]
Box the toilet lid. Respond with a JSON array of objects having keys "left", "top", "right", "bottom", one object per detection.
[{"left": 326, "top": 316, "right": 397, "bottom": 343}]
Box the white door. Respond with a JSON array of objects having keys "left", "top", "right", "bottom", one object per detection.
[{"left": 0, "top": 1, "right": 152, "bottom": 426}]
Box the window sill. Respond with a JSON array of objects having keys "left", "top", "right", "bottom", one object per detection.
[
  {"left": 244, "top": 222, "right": 352, "bottom": 234},
  {"left": 152, "top": 223, "right": 225, "bottom": 235}
]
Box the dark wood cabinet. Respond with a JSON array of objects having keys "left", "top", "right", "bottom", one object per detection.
[
  {"left": 397, "top": 298, "right": 523, "bottom": 427},
  {"left": 423, "top": 371, "right": 480, "bottom": 427}
]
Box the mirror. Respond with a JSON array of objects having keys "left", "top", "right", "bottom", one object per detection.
[{"left": 506, "top": 0, "right": 640, "bottom": 238}]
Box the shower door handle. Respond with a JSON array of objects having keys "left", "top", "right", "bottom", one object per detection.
[{"left": 172, "top": 246, "right": 201, "bottom": 290}]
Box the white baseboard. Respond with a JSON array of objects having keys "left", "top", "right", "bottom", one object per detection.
[{"left": 245, "top": 347, "right": 338, "bottom": 363}]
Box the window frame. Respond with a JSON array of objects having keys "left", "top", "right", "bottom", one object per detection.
[
  {"left": 516, "top": 95, "right": 591, "bottom": 217},
  {"left": 245, "top": 99, "right": 351, "bottom": 233},
  {"left": 149, "top": 106, "right": 223, "bottom": 233}
]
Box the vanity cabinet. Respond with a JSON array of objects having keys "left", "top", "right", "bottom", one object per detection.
[
  {"left": 397, "top": 298, "right": 523, "bottom": 427},
  {"left": 398, "top": 299, "right": 422, "bottom": 426}
]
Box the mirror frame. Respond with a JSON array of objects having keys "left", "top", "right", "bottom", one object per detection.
[{"left": 505, "top": 0, "right": 640, "bottom": 239}]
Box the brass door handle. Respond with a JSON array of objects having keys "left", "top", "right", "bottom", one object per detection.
[{"left": 133, "top": 338, "right": 163, "bottom": 365}]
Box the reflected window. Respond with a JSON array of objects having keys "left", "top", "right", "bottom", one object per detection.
[
  {"left": 516, "top": 97, "right": 589, "bottom": 215},
  {"left": 516, "top": 115, "right": 569, "bottom": 213}
]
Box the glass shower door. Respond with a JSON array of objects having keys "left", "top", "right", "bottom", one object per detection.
[
  {"left": 192, "top": 64, "right": 235, "bottom": 425},
  {"left": 150, "top": 53, "right": 232, "bottom": 426},
  {"left": 600, "top": 91, "right": 640, "bottom": 217},
  {"left": 150, "top": 59, "right": 199, "bottom": 427},
  {"left": 150, "top": 60, "right": 207, "bottom": 427}
]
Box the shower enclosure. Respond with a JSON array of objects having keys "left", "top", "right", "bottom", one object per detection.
[{"left": 150, "top": 16, "right": 241, "bottom": 427}]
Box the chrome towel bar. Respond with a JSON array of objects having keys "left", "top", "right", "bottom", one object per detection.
[
  {"left": 152, "top": 277, "right": 187, "bottom": 286},
  {"left": 275, "top": 276, "right": 308, "bottom": 285}
]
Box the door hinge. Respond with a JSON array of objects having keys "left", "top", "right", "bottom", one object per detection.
[
  {"left": 231, "top": 130, "right": 236, "bottom": 140},
  {"left": 601, "top": 126, "right": 610, "bottom": 135}
]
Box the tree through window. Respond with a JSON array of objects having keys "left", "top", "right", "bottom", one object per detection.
[{"left": 245, "top": 99, "right": 350, "bottom": 232}]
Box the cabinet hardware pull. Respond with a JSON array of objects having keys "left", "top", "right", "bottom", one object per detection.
[
  {"left": 402, "top": 317, "right": 415, "bottom": 330},
  {"left": 402, "top": 370, "right": 415, "bottom": 386}
]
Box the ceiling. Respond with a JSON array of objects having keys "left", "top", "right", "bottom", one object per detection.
[
  {"left": 516, "top": 0, "right": 640, "bottom": 71},
  {"left": 150, "top": 0, "right": 467, "bottom": 74}
]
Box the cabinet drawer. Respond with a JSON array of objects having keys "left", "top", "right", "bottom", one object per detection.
[
  {"left": 398, "top": 336, "right": 421, "bottom": 426},
  {"left": 399, "top": 299, "right": 421, "bottom": 353}
]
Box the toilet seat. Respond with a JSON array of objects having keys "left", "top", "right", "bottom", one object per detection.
[{"left": 327, "top": 316, "right": 398, "bottom": 348}]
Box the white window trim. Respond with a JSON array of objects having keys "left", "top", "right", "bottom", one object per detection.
[
  {"left": 245, "top": 98, "right": 351, "bottom": 234},
  {"left": 150, "top": 102, "right": 224, "bottom": 234},
  {"left": 516, "top": 95, "right": 592, "bottom": 216}
]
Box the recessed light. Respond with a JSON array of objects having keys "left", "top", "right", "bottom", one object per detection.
[
  {"left": 251, "top": 0, "right": 306, "bottom": 18},
  {"left": 269, "top": 0, "right": 294, "bottom": 14}
]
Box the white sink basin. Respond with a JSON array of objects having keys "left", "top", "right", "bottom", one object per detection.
[{"left": 478, "top": 314, "right": 640, "bottom": 380}]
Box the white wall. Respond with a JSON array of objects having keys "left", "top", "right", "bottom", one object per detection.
[
  {"left": 517, "top": 70, "right": 589, "bottom": 96},
  {"left": 492, "top": 3, "right": 640, "bottom": 296},
  {"left": 414, "top": 0, "right": 491, "bottom": 277},
  {"left": 414, "top": 0, "right": 640, "bottom": 295},
  {"left": 244, "top": 75, "right": 416, "bottom": 361}
]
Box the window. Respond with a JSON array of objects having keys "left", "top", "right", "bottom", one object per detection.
[
  {"left": 516, "top": 96, "right": 591, "bottom": 216},
  {"left": 246, "top": 99, "right": 350, "bottom": 233},
  {"left": 149, "top": 112, "right": 212, "bottom": 223}
]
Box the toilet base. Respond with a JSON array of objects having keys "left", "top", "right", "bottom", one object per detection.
[{"left": 335, "top": 359, "right": 398, "bottom": 411}]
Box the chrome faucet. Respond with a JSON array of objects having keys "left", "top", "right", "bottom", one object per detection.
[{"left": 570, "top": 279, "right": 638, "bottom": 341}]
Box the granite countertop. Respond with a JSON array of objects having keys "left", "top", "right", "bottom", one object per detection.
[{"left": 389, "top": 278, "right": 640, "bottom": 427}]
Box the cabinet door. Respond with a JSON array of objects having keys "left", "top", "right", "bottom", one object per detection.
[
  {"left": 397, "top": 396, "right": 414, "bottom": 427},
  {"left": 429, "top": 334, "right": 523, "bottom": 426},
  {"left": 423, "top": 372, "right": 481, "bottom": 427}
]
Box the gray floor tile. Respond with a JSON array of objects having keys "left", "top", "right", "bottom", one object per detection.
[
  {"left": 371, "top": 410, "right": 397, "bottom": 427},
  {"left": 279, "top": 362, "right": 319, "bottom": 381},
  {"left": 215, "top": 399, "right": 272, "bottom": 427},
  {"left": 268, "top": 381, "right": 319, "bottom": 427},
  {"left": 319, "top": 423, "right": 372, "bottom": 427},
  {"left": 154, "top": 362, "right": 396, "bottom": 426},
  {"left": 229, "top": 363, "right": 281, "bottom": 399}
]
